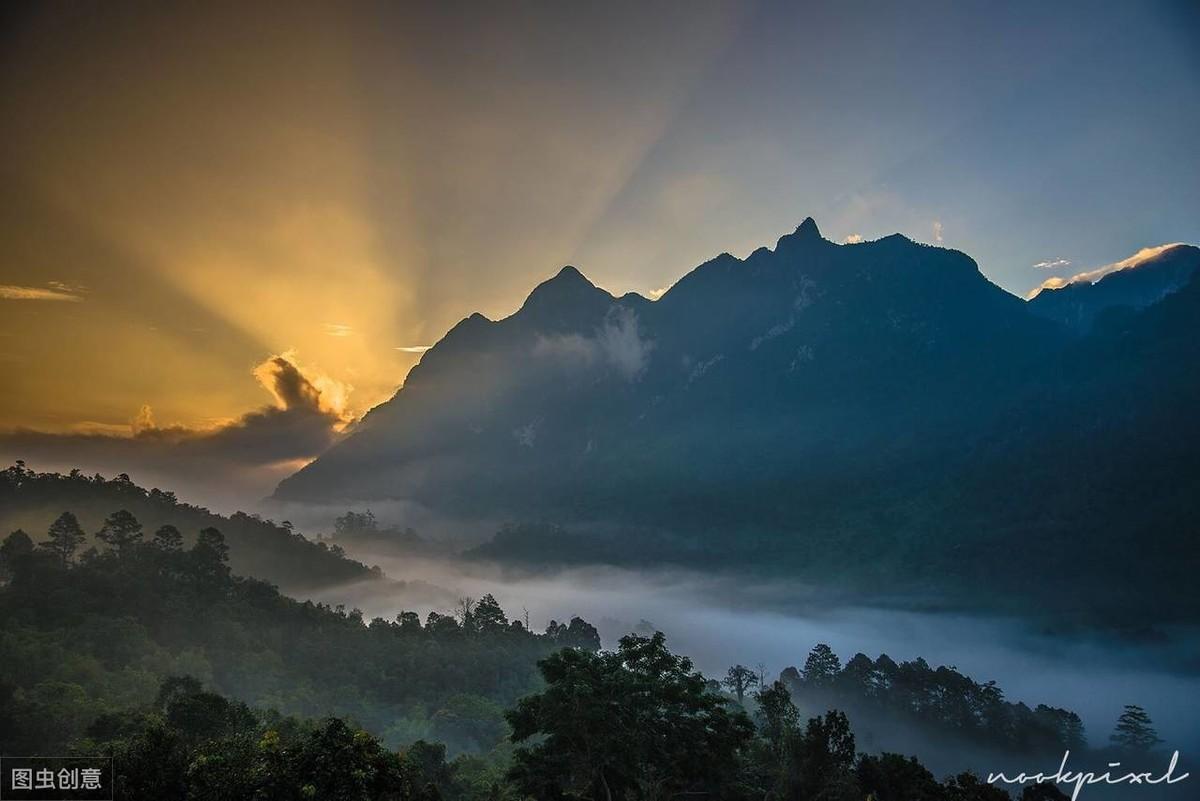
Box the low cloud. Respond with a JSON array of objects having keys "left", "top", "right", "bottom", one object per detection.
[
  {"left": 1027, "top": 243, "right": 1187, "bottom": 299},
  {"left": 932, "top": 220, "right": 944, "bottom": 243},
  {"left": 0, "top": 352, "right": 353, "bottom": 510},
  {"left": 534, "top": 307, "right": 653, "bottom": 381},
  {"left": 0, "top": 283, "right": 84, "bottom": 302},
  {"left": 844, "top": 234, "right": 864, "bottom": 244},
  {"left": 1032, "top": 257, "right": 1071, "bottom": 270},
  {"left": 395, "top": 345, "right": 432, "bottom": 353}
]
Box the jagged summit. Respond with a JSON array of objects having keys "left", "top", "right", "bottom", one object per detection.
[
  {"left": 552, "top": 264, "right": 591, "bottom": 283},
  {"left": 514, "top": 264, "right": 614, "bottom": 328},
  {"left": 774, "top": 216, "right": 827, "bottom": 252},
  {"left": 795, "top": 216, "right": 821, "bottom": 239},
  {"left": 521, "top": 265, "right": 602, "bottom": 305}
]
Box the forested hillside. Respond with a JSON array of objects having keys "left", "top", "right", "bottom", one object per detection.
[
  {"left": 0, "top": 462, "right": 373, "bottom": 591},
  {"left": 0, "top": 519, "right": 599, "bottom": 757}
]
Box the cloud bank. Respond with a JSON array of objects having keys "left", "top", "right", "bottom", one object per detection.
[
  {"left": 534, "top": 307, "right": 653, "bottom": 381},
  {"left": 0, "top": 352, "right": 353, "bottom": 510}
]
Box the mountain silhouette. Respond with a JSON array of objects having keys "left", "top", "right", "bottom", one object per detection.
[{"left": 275, "top": 220, "right": 1199, "bottom": 622}]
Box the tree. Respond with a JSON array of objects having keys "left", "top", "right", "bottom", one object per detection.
[
  {"left": 396, "top": 610, "right": 422, "bottom": 634},
  {"left": 191, "top": 528, "right": 230, "bottom": 584},
  {"left": 724, "top": 664, "right": 759, "bottom": 703},
  {"left": 455, "top": 597, "right": 477, "bottom": 631},
  {"left": 334, "top": 510, "right": 378, "bottom": 537},
  {"left": 152, "top": 524, "right": 184, "bottom": 551},
  {"left": 942, "top": 772, "right": 1011, "bottom": 801},
  {"left": 472, "top": 594, "right": 508, "bottom": 633},
  {"left": 857, "top": 752, "right": 944, "bottom": 801},
  {"left": 507, "top": 632, "right": 754, "bottom": 801},
  {"left": 96, "top": 510, "right": 143, "bottom": 553},
  {"left": 194, "top": 527, "right": 229, "bottom": 562},
  {"left": 802, "top": 643, "right": 842, "bottom": 686},
  {"left": 754, "top": 681, "right": 799, "bottom": 754},
  {"left": 1110, "top": 705, "right": 1161, "bottom": 752},
  {"left": 545, "top": 616, "right": 601, "bottom": 651},
  {"left": 0, "top": 529, "right": 35, "bottom": 581},
  {"left": 775, "top": 710, "right": 859, "bottom": 801},
  {"left": 42, "top": 512, "right": 86, "bottom": 566}
]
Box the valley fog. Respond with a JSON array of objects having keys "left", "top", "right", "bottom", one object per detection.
[{"left": 308, "top": 548, "right": 1200, "bottom": 756}]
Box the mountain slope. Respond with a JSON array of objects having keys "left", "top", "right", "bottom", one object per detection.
[
  {"left": 1027, "top": 243, "right": 1200, "bottom": 332},
  {"left": 276, "top": 219, "right": 1060, "bottom": 518},
  {"left": 274, "top": 220, "right": 1199, "bottom": 620}
]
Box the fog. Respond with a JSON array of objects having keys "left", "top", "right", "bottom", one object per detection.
[{"left": 307, "top": 547, "right": 1200, "bottom": 760}]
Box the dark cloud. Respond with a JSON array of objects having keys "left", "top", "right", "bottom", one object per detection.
[{"left": 0, "top": 353, "right": 351, "bottom": 510}]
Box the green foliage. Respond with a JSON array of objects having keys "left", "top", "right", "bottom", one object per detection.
[
  {"left": 152, "top": 524, "right": 184, "bottom": 551},
  {"left": 42, "top": 511, "right": 86, "bottom": 565},
  {"left": 782, "top": 644, "right": 1088, "bottom": 756},
  {"left": 0, "top": 463, "right": 374, "bottom": 591},
  {"left": 506, "top": 632, "right": 755, "bottom": 800},
  {"left": 87, "top": 678, "right": 422, "bottom": 801},
  {"left": 543, "top": 616, "right": 601, "bottom": 650},
  {"left": 754, "top": 681, "right": 799, "bottom": 755},
  {"left": 96, "top": 509, "right": 143, "bottom": 552},
  {"left": 0, "top": 512, "right": 595, "bottom": 757},
  {"left": 801, "top": 642, "right": 841, "bottom": 686}
]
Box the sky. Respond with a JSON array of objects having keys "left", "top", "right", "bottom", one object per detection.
[{"left": 1, "top": 0, "right": 1197, "bottom": 506}]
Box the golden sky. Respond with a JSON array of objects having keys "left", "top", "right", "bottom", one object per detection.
[{"left": 0, "top": 2, "right": 738, "bottom": 435}]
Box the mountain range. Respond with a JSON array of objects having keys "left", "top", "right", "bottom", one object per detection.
[{"left": 276, "top": 220, "right": 1200, "bottom": 622}]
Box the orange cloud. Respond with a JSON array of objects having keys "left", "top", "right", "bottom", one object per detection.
[{"left": 0, "top": 284, "right": 83, "bottom": 302}]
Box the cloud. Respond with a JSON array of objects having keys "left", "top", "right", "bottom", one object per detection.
[
  {"left": 844, "top": 234, "right": 864, "bottom": 244},
  {"left": 534, "top": 307, "right": 653, "bottom": 381},
  {"left": 323, "top": 323, "right": 353, "bottom": 337},
  {"left": 1032, "top": 258, "right": 1071, "bottom": 270},
  {"left": 0, "top": 284, "right": 84, "bottom": 302},
  {"left": 395, "top": 345, "right": 432, "bottom": 353},
  {"left": 647, "top": 286, "right": 672, "bottom": 300},
  {"left": 932, "top": 220, "right": 944, "bottom": 243},
  {"left": 0, "top": 352, "right": 353, "bottom": 510},
  {"left": 1027, "top": 243, "right": 1187, "bottom": 299}
]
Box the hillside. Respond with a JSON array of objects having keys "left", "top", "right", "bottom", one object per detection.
[
  {"left": 0, "top": 463, "right": 373, "bottom": 592},
  {"left": 273, "top": 221, "right": 1200, "bottom": 623}
]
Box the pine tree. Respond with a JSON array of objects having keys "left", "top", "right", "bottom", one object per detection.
[
  {"left": 96, "top": 509, "right": 143, "bottom": 553},
  {"left": 1110, "top": 705, "right": 1161, "bottom": 752},
  {"left": 473, "top": 593, "right": 508, "bottom": 633},
  {"left": 801, "top": 643, "right": 842, "bottom": 686},
  {"left": 43, "top": 511, "right": 86, "bottom": 566},
  {"left": 152, "top": 524, "right": 184, "bottom": 551}
]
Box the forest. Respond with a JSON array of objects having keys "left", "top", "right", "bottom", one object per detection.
[
  {"left": 0, "top": 462, "right": 377, "bottom": 591},
  {"left": 1, "top": 477, "right": 1179, "bottom": 799}
]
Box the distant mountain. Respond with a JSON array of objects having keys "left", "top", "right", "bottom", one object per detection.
[
  {"left": 275, "top": 220, "right": 1200, "bottom": 622},
  {"left": 1027, "top": 243, "right": 1200, "bottom": 332},
  {"left": 278, "top": 219, "right": 1057, "bottom": 513}
]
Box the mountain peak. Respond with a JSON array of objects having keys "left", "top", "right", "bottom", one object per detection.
[
  {"left": 517, "top": 265, "right": 611, "bottom": 321},
  {"left": 553, "top": 264, "right": 589, "bottom": 283},
  {"left": 775, "top": 217, "right": 825, "bottom": 251},
  {"left": 795, "top": 216, "right": 821, "bottom": 239},
  {"left": 525, "top": 265, "right": 596, "bottom": 298}
]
